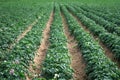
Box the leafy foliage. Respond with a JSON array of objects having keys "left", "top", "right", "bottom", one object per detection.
[
  {"left": 41, "top": 4, "right": 73, "bottom": 80},
  {"left": 67, "top": 6, "right": 120, "bottom": 60},
  {"left": 73, "top": 6, "right": 120, "bottom": 36},
  {"left": 0, "top": 4, "right": 52, "bottom": 79},
  {"left": 61, "top": 5, "right": 120, "bottom": 80}
]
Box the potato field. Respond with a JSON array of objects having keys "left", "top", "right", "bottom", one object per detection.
[{"left": 0, "top": 0, "right": 120, "bottom": 80}]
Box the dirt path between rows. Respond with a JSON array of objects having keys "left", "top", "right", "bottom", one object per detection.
[
  {"left": 61, "top": 12, "right": 87, "bottom": 80},
  {"left": 26, "top": 11, "right": 54, "bottom": 80},
  {"left": 9, "top": 17, "right": 40, "bottom": 50},
  {"left": 68, "top": 9, "right": 120, "bottom": 68}
]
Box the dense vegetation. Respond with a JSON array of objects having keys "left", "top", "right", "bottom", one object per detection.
[{"left": 0, "top": 0, "right": 120, "bottom": 80}]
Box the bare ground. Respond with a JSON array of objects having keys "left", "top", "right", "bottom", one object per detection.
[
  {"left": 26, "top": 12, "right": 54, "bottom": 80},
  {"left": 68, "top": 10, "right": 120, "bottom": 68},
  {"left": 61, "top": 12, "right": 87, "bottom": 80},
  {"left": 9, "top": 17, "right": 40, "bottom": 50},
  {"left": 99, "top": 41, "right": 120, "bottom": 67}
]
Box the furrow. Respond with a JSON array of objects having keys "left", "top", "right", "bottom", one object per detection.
[
  {"left": 61, "top": 10, "right": 87, "bottom": 80},
  {"left": 9, "top": 18, "right": 39, "bottom": 50},
  {"left": 26, "top": 11, "right": 54, "bottom": 80},
  {"left": 67, "top": 7, "right": 120, "bottom": 68}
]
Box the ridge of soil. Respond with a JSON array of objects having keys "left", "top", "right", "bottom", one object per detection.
[
  {"left": 61, "top": 12, "right": 87, "bottom": 80},
  {"left": 26, "top": 11, "right": 54, "bottom": 80},
  {"left": 68, "top": 9, "right": 120, "bottom": 68}
]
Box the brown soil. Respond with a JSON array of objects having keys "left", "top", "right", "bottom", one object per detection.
[
  {"left": 99, "top": 41, "right": 120, "bottom": 67},
  {"left": 61, "top": 13, "right": 87, "bottom": 80},
  {"left": 26, "top": 11, "right": 54, "bottom": 80},
  {"left": 9, "top": 17, "right": 40, "bottom": 50},
  {"left": 68, "top": 10, "right": 120, "bottom": 68}
]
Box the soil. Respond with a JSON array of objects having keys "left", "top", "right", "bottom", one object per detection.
[
  {"left": 61, "top": 12, "right": 87, "bottom": 80},
  {"left": 99, "top": 41, "right": 120, "bottom": 68},
  {"left": 26, "top": 11, "right": 54, "bottom": 80}
]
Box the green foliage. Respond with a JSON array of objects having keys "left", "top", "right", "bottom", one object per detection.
[
  {"left": 0, "top": 1, "right": 51, "bottom": 60},
  {"left": 0, "top": 4, "right": 53, "bottom": 79},
  {"left": 67, "top": 5, "right": 120, "bottom": 60},
  {"left": 0, "top": 0, "right": 120, "bottom": 79},
  {"left": 61, "top": 5, "right": 120, "bottom": 80},
  {"left": 73, "top": 6, "right": 120, "bottom": 36},
  {"left": 41, "top": 4, "right": 73, "bottom": 80}
]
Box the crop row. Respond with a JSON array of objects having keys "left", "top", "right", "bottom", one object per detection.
[
  {"left": 61, "top": 5, "right": 120, "bottom": 80},
  {"left": 87, "top": 7, "right": 120, "bottom": 19},
  {"left": 86, "top": 6, "right": 120, "bottom": 20},
  {"left": 0, "top": 3, "right": 48, "bottom": 57},
  {"left": 0, "top": 5, "right": 53, "bottom": 80},
  {"left": 41, "top": 4, "right": 73, "bottom": 80},
  {"left": 67, "top": 6, "right": 120, "bottom": 61},
  {"left": 73, "top": 6, "right": 120, "bottom": 36},
  {"left": 0, "top": 4, "right": 41, "bottom": 53},
  {"left": 80, "top": 6, "right": 120, "bottom": 26}
]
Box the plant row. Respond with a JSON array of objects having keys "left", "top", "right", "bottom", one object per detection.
[
  {"left": 0, "top": 4, "right": 52, "bottom": 59},
  {"left": 0, "top": 3, "right": 49, "bottom": 56},
  {"left": 73, "top": 6, "right": 120, "bottom": 36},
  {"left": 80, "top": 6, "right": 120, "bottom": 26},
  {"left": 73, "top": 8, "right": 120, "bottom": 36},
  {"left": 86, "top": 6, "right": 120, "bottom": 20},
  {"left": 61, "top": 5, "right": 120, "bottom": 80},
  {"left": 67, "top": 6, "right": 120, "bottom": 61},
  {"left": 40, "top": 4, "right": 73, "bottom": 80},
  {"left": 0, "top": 5, "right": 53, "bottom": 80}
]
